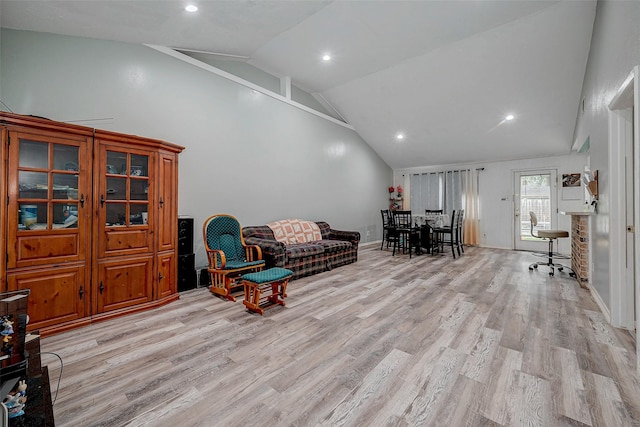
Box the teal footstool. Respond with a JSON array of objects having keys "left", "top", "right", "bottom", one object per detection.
[{"left": 242, "top": 267, "right": 293, "bottom": 314}]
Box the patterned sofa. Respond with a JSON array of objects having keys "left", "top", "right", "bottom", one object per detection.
[{"left": 242, "top": 220, "right": 360, "bottom": 280}]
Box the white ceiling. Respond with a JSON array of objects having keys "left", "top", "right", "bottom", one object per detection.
[{"left": 0, "top": 0, "right": 596, "bottom": 169}]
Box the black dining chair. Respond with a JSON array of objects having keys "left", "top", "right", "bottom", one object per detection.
[
  {"left": 418, "top": 212, "right": 437, "bottom": 255},
  {"left": 380, "top": 209, "right": 399, "bottom": 250},
  {"left": 392, "top": 210, "right": 420, "bottom": 257},
  {"left": 456, "top": 209, "right": 464, "bottom": 256},
  {"left": 431, "top": 210, "right": 459, "bottom": 258}
]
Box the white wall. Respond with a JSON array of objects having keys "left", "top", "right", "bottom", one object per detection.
[
  {"left": 394, "top": 153, "right": 587, "bottom": 254},
  {"left": 0, "top": 29, "right": 392, "bottom": 270},
  {"left": 572, "top": 0, "right": 640, "bottom": 311}
]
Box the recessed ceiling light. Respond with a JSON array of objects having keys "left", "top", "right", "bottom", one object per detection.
[
  {"left": 396, "top": 133, "right": 405, "bottom": 140},
  {"left": 322, "top": 54, "right": 331, "bottom": 61},
  {"left": 505, "top": 114, "right": 515, "bottom": 121},
  {"left": 185, "top": 5, "right": 198, "bottom": 12}
]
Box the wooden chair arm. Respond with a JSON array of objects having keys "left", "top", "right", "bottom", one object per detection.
[{"left": 207, "top": 249, "right": 227, "bottom": 270}]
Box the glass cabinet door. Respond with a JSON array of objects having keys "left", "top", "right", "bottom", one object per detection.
[
  {"left": 17, "top": 140, "right": 80, "bottom": 230},
  {"left": 104, "top": 150, "right": 149, "bottom": 227},
  {"left": 7, "top": 130, "right": 90, "bottom": 269},
  {"left": 99, "top": 145, "right": 153, "bottom": 257}
]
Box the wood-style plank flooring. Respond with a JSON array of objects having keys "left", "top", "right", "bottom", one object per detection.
[{"left": 41, "top": 243, "right": 640, "bottom": 426}]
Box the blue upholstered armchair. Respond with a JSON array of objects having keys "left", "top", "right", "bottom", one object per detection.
[{"left": 203, "top": 214, "right": 265, "bottom": 301}]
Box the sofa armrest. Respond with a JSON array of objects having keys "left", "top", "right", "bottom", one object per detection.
[
  {"left": 329, "top": 229, "right": 361, "bottom": 246},
  {"left": 243, "top": 237, "right": 286, "bottom": 267}
]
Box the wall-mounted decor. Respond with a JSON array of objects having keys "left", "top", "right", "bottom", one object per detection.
[
  {"left": 562, "top": 173, "right": 582, "bottom": 200},
  {"left": 562, "top": 173, "right": 581, "bottom": 187}
]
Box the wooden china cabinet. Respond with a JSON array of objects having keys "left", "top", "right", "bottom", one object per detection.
[{"left": 0, "top": 112, "right": 183, "bottom": 336}]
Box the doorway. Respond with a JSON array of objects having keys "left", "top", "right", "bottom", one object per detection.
[
  {"left": 608, "top": 67, "right": 639, "bottom": 344},
  {"left": 514, "top": 169, "right": 558, "bottom": 252}
]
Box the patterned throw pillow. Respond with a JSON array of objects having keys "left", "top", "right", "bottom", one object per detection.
[
  {"left": 267, "top": 219, "right": 323, "bottom": 244},
  {"left": 267, "top": 220, "right": 298, "bottom": 244},
  {"left": 292, "top": 220, "right": 322, "bottom": 243}
]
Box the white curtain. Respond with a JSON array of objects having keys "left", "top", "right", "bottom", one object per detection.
[
  {"left": 408, "top": 168, "right": 482, "bottom": 245},
  {"left": 462, "top": 169, "right": 480, "bottom": 245},
  {"left": 444, "top": 170, "right": 463, "bottom": 215},
  {"left": 410, "top": 172, "right": 442, "bottom": 214},
  {"left": 409, "top": 174, "right": 421, "bottom": 212}
]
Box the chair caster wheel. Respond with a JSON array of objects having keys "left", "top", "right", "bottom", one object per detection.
[
  {"left": 570, "top": 272, "right": 576, "bottom": 278},
  {"left": 529, "top": 267, "right": 533, "bottom": 271},
  {"left": 549, "top": 272, "right": 554, "bottom": 276}
]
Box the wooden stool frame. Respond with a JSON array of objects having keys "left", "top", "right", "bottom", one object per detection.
[{"left": 243, "top": 276, "right": 291, "bottom": 315}]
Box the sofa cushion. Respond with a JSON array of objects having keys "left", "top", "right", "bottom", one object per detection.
[
  {"left": 286, "top": 243, "right": 324, "bottom": 259},
  {"left": 314, "top": 239, "right": 352, "bottom": 254}
]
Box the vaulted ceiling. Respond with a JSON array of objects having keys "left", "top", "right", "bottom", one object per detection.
[{"left": 0, "top": 1, "right": 596, "bottom": 169}]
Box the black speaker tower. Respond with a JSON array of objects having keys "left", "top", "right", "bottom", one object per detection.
[
  {"left": 178, "top": 216, "right": 194, "bottom": 255},
  {"left": 177, "top": 217, "right": 197, "bottom": 292}
]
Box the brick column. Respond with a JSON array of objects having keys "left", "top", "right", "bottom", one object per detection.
[{"left": 570, "top": 214, "right": 590, "bottom": 288}]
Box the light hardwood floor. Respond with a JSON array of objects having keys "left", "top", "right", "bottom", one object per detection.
[{"left": 41, "top": 243, "right": 640, "bottom": 426}]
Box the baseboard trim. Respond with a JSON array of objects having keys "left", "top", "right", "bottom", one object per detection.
[{"left": 587, "top": 282, "right": 611, "bottom": 323}]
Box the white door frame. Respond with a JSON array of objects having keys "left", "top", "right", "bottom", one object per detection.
[
  {"left": 608, "top": 67, "right": 639, "bottom": 346},
  {"left": 513, "top": 169, "right": 558, "bottom": 252}
]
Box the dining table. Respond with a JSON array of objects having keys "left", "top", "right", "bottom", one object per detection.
[{"left": 413, "top": 214, "right": 450, "bottom": 254}]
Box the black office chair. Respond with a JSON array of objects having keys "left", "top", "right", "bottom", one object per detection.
[{"left": 528, "top": 211, "right": 575, "bottom": 277}]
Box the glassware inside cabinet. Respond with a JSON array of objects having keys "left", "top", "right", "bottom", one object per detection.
[
  {"left": 106, "top": 151, "right": 127, "bottom": 175},
  {"left": 130, "top": 154, "right": 148, "bottom": 177},
  {"left": 130, "top": 203, "right": 148, "bottom": 225},
  {"left": 18, "top": 203, "right": 47, "bottom": 230}
]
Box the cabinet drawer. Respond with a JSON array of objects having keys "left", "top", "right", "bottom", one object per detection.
[
  {"left": 14, "top": 233, "right": 79, "bottom": 266},
  {"left": 102, "top": 228, "right": 151, "bottom": 256}
]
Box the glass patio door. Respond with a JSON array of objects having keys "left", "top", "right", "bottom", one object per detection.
[{"left": 514, "top": 170, "right": 558, "bottom": 251}]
